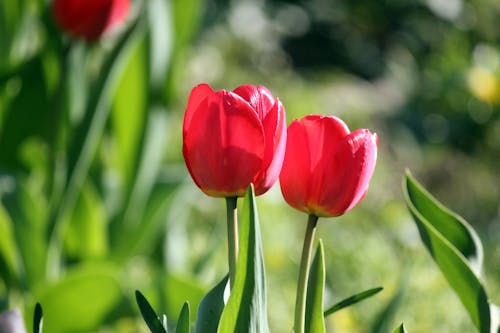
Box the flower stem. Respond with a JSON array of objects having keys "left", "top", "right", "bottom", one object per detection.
[
  {"left": 226, "top": 196, "right": 239, "bottom": 289},
  {"left": 294, "top": 214, "right": 319, "bottom": 333}
]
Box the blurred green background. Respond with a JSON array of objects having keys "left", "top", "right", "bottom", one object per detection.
[{"left": 1, "top": 0, "right": 499, "bottom": 332}]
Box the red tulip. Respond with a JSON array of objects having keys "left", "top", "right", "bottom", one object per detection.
[
  {"left": 279, "top": 115, "right": 377, "bottom": 217},
  {"left": 183, "top": 83, "right": 286, "bottom": 197},
  {"left": 53, "top": 0, "right": 130, "bottom": 41}
]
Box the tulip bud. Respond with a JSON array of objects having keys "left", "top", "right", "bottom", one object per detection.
[
  {"left": 183, "top": 83, "right": 286, "bottom": 197},
  {"left": 279, "top": 115, "right": 377, "bottom": 217},
  {"left": 52, "top": 0, "right": 130, "bottom": 41}
]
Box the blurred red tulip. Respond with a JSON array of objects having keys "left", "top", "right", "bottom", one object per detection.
[
  {"left": 53, "top": 0, "right": 130, "bottom": 41},
  {"left": 183, "top": 83, "right": 286, "bottom": 197},
  {"left": 279, "top": 115, "right": 377, "bottom": 217}
]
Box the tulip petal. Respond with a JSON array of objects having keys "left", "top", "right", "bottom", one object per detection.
[
  {"left": 254, "top": 99, "right": 287, "bottom": 195},
  {"left": 53, "top": 0, "right": 129, "bottom": 40},
  {"left": 233, "top": 85, "right": 275, "bottom": 120},
  {"left": 233, "top": 84, "right": 286, "bottom": 195},
  {"left": 302, "top": 116, "right": 350, "bottom": 215},
  {"left": 317, "top": 129, "right": 377, "bottom": 216},
  {"left": 279, "top": 119, "right": 312, "bottom": 213},
  {"left": 183, "top": 86, "right": 265, "bottom": 197}
]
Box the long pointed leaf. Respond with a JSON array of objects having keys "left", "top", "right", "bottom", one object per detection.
[
  {"left": 392, "top": 323, "right": 408, "bottom": 333},
  {"left": 371, "top": 280, "right": 407, "bottom": 333},
  {"left": 33, "top": 303, "right": 43, "bottom": 333},
  {"left": 304, "top": 239, "right": 325, "bottom": 333},
  {"left": 324, "top": 287, "right": 383, "bottom": 317},
  {"left": 217, "top": 185, "right": 269, "bottom": 333},
  {"left": 195, "top": 276, "right": 228, "bottom": 333},
  {"left": 48, "top": 13, "right": 145, "bottom": 271},
  {"left": 175, "top": 302, "right": 190, "bottom": 333},
  {"left": 114, "top": 110, "right": 170, "bottom": 258},
  {"left": 136, "top": 290, "right": 168, "bottom": 333},
  {"left": 404, "top": 171, "right": 491, "bottom": 332}
]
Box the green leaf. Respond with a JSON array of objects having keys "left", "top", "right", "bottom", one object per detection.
[
  {"left": 162, "top": 273, "right": 205, "bottom": 318},
  {"left": 305, "top": 239, "right": 326, "bottom": 333},
  {"left": 146, "top": 0, "right": 173, "bottom": 93},
  {"left": 111, "top": 33, "right": 148, "bottom": 191},
  {"left": 3, "top": 177, "right": 48, "bottom": 288},
  {"left": 113, "top": 110, "right": 170, "bottom": 259},
  {"left": 217, "top": 185, "right": 269, "bottom": 333},
  {"left": 136, "top": 290, "right": 168, "bottom": 333},
  {"left": 195, "top": 276, "right": 228, "bottom": 333},
  {"left": 0, "top": 203, "right": 20, "bottom": 286},
  {"left": 64, "top": 180, "right": 107, "bottom": 260},
  {"left": 172, "top": 0, "right": 202, "bottom": 51},
  {"left": 371, "top": 280, "right": 407, "bottom": 333},
  {"left": 324, "top": 287, "right": 383, "bottom": 317},
  {"left": 0, "top": 0, "right": 40, "bottom": 71},
  {"left": 33, "top": 264, "right": 122, "bottom": 333},
  {"left": 403, "top": 170, "right": 491, "bottom": 332},
  {"left": 176, "top": 302, "right": 190, "bottom": 333},
  {"left": 33, "top": 303, "right": 43, "bottom": 333},
  {"left": 49, "top": 12, "right": 145, "bottom": 260},
  {"left": 392, "top": 323, "right": 408, "bottom": 333}
]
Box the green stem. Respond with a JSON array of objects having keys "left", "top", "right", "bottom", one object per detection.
[
  {"left": 226, "top": 197, "right": 238, "bottom": 289},
  {"left": 294, "top": 214, "right": 319, "bottom": 333}
]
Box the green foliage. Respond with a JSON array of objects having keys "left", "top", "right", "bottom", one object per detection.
[
  {"left": 0, "top": 0, "right": 200, "bottom": 330},
  {"left": 136, "top": 290, "right": 168, "bottom": 333},
  {"left": 370, "top": 281, "right": 407, "bottom": 333},
  {"left": 33, "top": 264, "right": 122, "bottom": 333},
  {"left": 33, "top": 303, "right": 43, "bottom": 333},
  {"left": 195, "top": 276, "right": 227, "bottom": 333},
  {"left": 404, "top": 170, "right": 499, "bottom": 333},
  {"left": 304, "top": 239, "right": 325, "bottom": 333},
  {"left": 392, "top": 323, "right": 407, "bottom": 333},
  {"left": 1, "top": 0, "right": 500, "bottom": 331},
  {"left": 218, "top": 185, "right": 269, "bottom": 333},
  {"left": 175, "top": 302, "right": 190, "bottom": 333},
  {"left": 324, "top": 286, "right": 383, "bottom": 317}
]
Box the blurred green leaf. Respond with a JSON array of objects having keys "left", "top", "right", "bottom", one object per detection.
[
  {"left": 371, "top": 280, "right": 406, "bottom": 333},
  {"left": 65, "top": 42, "right": 88, "bottom": 127},
  {"left": 0, "top": 203, "right": 20, "bottom": 286},
  {"left": 64, "top": 180, "right": 107, "bottom": 260},
  {"left": 3, "top": 177, "right": 48, "bottom": 287},
  {"left": 136, "top": 290, "right": 168, "bottom": 333},
  {"left": 111, "top": 34, "right": 148, "bottom": 192},
  {"left": 146, "top": 0, "right": 173, "bottom": 94},
  {"left": 218, "top": 185, "right": 269, "bottom": 333},
  {"left": 162, "top": 273, "right": 205, "bottom": 322},
  {"left": 164, "top": 0, "right": 202, "bottom": 102},
  {"left": 113, "top": 110, "right": 170, "bottom": 258},
  {"left": 305, "top": 239, "right": 325, "bottom": 333},
  {"left": 0, "top": 60, "right": 51, "bottom": 169},
  {"left": 175, "top": 302, "right": 190, "bottom": 333},
  {"left": 324, "top": 286, "right": 383, "bottom": 317},
  {"left": 33, "top": 302, "right": 43, "bottom": 333},
  {"left": 392, "top": 323, "right": 407, "bottom": 333},
  {"left": 172, "top": 0, "right": 202, "bottom": 51},
  {"left": 404, "top": 170, "right": 491, "bottom": 332},
  {"left": 0, "top": 0, "right": 41, "bottom": 72},
  {"left": 119, "top": 182, "right": 173, "bottom": 258},
  {"left": 33, "top": 264, "right": 122, "bottom": 333},
  {"left": 195, "top": 276, "right": 228, "bottom": 333},
  {"left": 48, "top": 12, "right": 144, "bottom": 270}
]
